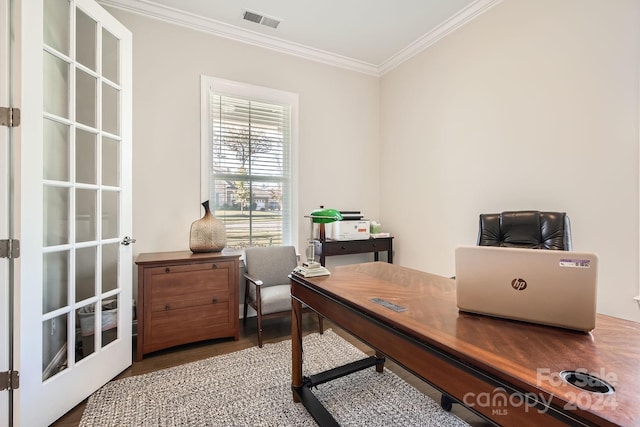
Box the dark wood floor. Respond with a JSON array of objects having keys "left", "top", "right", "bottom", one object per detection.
[{"left": 52, "top": 315, "right": 491, "bottom": 426}]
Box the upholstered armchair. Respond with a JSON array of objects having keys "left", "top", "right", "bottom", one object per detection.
[{"left": 243, "top": 246, "right": 323, "bottom": 347}]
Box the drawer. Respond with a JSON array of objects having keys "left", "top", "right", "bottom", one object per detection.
[
  {"left": 321, "top": 239, "right": 391, "bottom": 256},
  {"left": 147, "top": 259, "right": 233, "bottom": 279},
  {"left": 146, "top": 261, "right": 233, "bottom": 300},
  {"left": 150, "top": 291, "right": 229, "bottom": 312},
  {"left": 146, "top": 300, "right": 234, "bottom": 346}
]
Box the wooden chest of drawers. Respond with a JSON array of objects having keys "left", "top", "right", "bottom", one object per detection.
[{"left": 135, "top": 250, "right": 240, "bottom": 360}]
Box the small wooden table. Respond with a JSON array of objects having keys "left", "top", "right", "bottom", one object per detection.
[
  {"left": 313, "top": 236, "right": 393, "bottom": 266},
  {"left": 290, "top": 262, "right": 640, "bottom": 426}
]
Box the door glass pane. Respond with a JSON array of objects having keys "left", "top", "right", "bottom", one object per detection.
[
  {"left": 102, "top": 28, "right": 119, "bottom": 84},
  {"left": 76, "top": 8, "right": 96, "bottom": 72},
  {"left": 44, "top": 51, "right": 69, "bottom": 119},
  {"left": 76, "top": 68, "right": 96, "bottom": 127},
  {"left": 102, "top": 297, "right": 118, "bottom": 349},
  {"left": 102, "top": 191, "right": 119, "bottom": 239},
  {"left": 76, "top": 303, "right": 96, "bottom": 361},
  {"left": 42, "top": 314, "right": 68, "bottom": 381},
  {"left": 43, "top": 0, "right": 69, "bottom": 55},
  {"left": 76, "top": 189, "right": 96, "bottom": 242},
  {"left": 102, "top": 82, "right": 119, "bottom": 136},
  {"left": 43, "top": 118, "right": 69, "bottom": 181},
  {"left": 102, "top": 243, "right": 119, "bottom": 293},
  {"left": 76, "top": 246, "right": 96, "bottom": 302},
  {"left": 102, "top": 136, "right": 119, "bottom": 186},
  {"left": 76, "top": 128, "right": 96, "bottom": 184},
  {"left": 43, "top": 251, "right": 69, "bottom": 313},
  {"left": 44, "top": 186, "right": 69, "bottom": 246}
]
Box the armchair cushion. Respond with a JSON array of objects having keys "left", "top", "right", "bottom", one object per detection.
[
  {"left": 259, "top": 284, "right": 292, "bottom": 314},
  {"left": 478, "top": 211, "right": 571, "bottom": 250},
  {"left": 244, "top": 246, "right": 298, "bottom": 287}
]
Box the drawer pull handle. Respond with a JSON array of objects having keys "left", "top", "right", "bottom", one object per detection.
[
  {"left": 212, "top": 263, "right": 217, "bottom": 269},
  {"left": 212, "top": 297, "right": 218, "bottom": 304},
  {"left": 165, "top": 304, "right": 171, "bottom": 310},
  {"left": 165, "top": 267, "right": 170, "bottom": 273},
  {"left": 341, "top": 246, "right": 346, "bottom": 250}
]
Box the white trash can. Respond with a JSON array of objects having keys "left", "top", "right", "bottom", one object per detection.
[{"left": 78, "top": 299, "right": 118, "bottom": 356}]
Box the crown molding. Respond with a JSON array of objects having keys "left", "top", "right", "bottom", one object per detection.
[
  {"left": 98, "top": 0, "right": 502, "bottom": 77},
  {"left": 379, "top": 0, "right": 503, "bottom": 75},
  {"left": 97, "top": 0, "right": 380, "bottom": 76}
]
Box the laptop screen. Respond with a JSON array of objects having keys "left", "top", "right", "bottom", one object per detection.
[{"left": 455, "top": 245, "right": 598, "bottom": 332}]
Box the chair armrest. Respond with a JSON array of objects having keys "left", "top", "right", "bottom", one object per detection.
[{"left": 243, "top": 272, "right": 264, "bottom": 286}]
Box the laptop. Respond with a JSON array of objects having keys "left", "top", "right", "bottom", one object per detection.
[{"left": 455, "top": 245, "right": 598, "bottom": 332}]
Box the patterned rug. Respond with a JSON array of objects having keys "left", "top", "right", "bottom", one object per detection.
[{"left": 80, "top": 329, "right": 469, "bottom": 426}]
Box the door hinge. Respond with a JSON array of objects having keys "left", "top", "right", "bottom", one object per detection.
[
  {"left": 0, "top": 107, "right": 21, "bottom": 127},
  {"left": 0, "top": 239, "right": 20, "bottom": 259},
  {"left": 0, "top": 371, "right": 20, "bottom": 391}
]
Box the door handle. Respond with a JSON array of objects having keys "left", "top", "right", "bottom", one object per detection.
[{"left": 121, "top": 236, "right": 137, "bottom": 246}]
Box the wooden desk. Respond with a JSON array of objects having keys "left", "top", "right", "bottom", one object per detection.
[
  {"left": 290, "top": 262, "right": 640, "bottom": 426},
  {"left": 313, "top": 236, "right": 393, "bottom": 266}
]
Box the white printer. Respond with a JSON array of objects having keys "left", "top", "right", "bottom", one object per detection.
[{"left": 330, "top": 211, "right": 370, "bottom": 240}]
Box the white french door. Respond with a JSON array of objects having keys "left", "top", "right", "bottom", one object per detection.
[
  {"left": 10, "top": 0, "right": 133, "bottom": 425},
  {"left": 1, "top": 0, "right": 12, "bottom": 425}
]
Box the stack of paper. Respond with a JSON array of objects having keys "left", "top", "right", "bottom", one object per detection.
[{"left": 293, "top": 263, "right": 331, "bottom": 277}]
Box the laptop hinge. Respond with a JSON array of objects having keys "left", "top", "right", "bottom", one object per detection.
[
  {"left": 0, "top": 239, "right": 20, "bottom": 259},
  {"left": 0, "top": 371, "right": 20, "bottom": 391},
  {"left": 0, "top": 107, "right": 21, "bottom": 127}
]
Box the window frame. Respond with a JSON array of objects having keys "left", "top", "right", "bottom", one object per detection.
[{"left": 200, "top": 75, "right": 299, "bottom": 248}]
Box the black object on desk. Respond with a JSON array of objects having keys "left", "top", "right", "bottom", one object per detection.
[{"left": 313, "top": 236, "right": 393, "bottom": 266}]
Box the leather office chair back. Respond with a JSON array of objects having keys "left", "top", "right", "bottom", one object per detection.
[{"left": 477, "top": 210, "right": 572, "bottom": 250}]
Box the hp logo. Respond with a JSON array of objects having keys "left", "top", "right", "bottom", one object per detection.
[{"left": 511, "top": 278, "right": 527, "bottom": 291}]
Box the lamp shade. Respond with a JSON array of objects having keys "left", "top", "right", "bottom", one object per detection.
[{"left": 309, "top": 208, "right": 343, "bottom": 223}]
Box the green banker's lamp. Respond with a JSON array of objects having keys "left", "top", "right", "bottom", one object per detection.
[
  {"left": 305, "top": 207, "right": 342, "bottom": 263},
  {"left": 309, "top": 207, "right": 343, "bottom": 240}
]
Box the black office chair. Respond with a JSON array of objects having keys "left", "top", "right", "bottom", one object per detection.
[
  {"left": 442, "top": 210, "right": 572, "bottom": 411},
  {"left": 477, "top": 210, "right": 572, "bottom": 250}
]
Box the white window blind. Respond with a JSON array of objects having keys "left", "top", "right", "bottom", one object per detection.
[{"left": 209, "top": 93, "right": 292, "bottom": 248}]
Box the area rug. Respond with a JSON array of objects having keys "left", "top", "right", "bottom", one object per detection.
[{"left": 80, "top": 329, "right": 469, "bottom": 426}]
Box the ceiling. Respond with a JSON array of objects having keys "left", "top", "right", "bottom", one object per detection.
[{"left": 98, "top": 0, "right": 501, "bottom": 75}]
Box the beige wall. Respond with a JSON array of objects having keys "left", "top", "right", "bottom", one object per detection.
[
  {"left": 109, "top": 0, "right": 640, "bottom": 322},
  {"left": 380, "top": 0, "right": 640, "bottom": 321},
  {"left": 106, "top": 9, "right": 381, "bottom": 263}
]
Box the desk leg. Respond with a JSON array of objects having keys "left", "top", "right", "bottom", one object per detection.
[
  {"left": 292, "top": 296, "right": 303, "bottom": 403},
  {"left": 375, "top": 351, "right": 385, "bottom": 373}
]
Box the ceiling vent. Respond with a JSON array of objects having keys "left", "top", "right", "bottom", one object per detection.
[{"left": 242, "top": 9, "right": 281, "bottom": 29}]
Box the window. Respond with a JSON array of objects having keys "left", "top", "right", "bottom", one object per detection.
[{"left": 201, "top": 76, "right": 298, "bottom": 249}]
